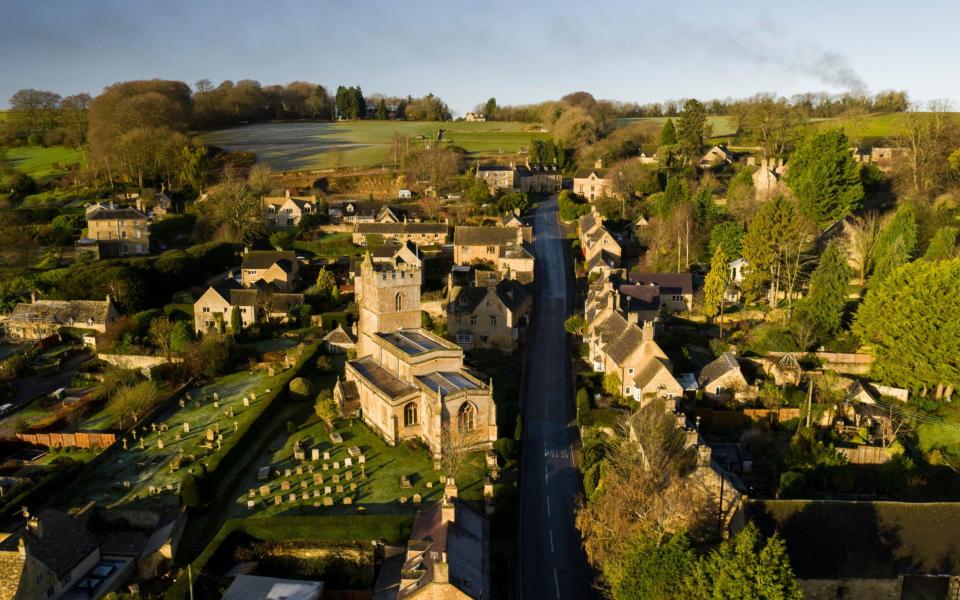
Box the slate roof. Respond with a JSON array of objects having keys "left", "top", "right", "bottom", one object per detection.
[
  {"left": 579, "top": 212, "right": 600, "bottom": 234},
  {"left": 573, "top": 167, "right": 609, "bottom": 179},
  {"left": 241, "top": 250, "right": 297, "bottom": 271},
  {"left": 331, "top": 201, "right": 380, "bottom": 217},
  {"left": 629, "top": 272, "right": 693, "bottom": 296},
  {"left": 0, "top": 509, "right": 100, "bottom": 578},
  {"left": 86, "top": 206, "right": 147, "bottom": 221},
  {"left": 449, "top": 280, "right": 531, "bottom": 316},
  {"left": 222, "top": 575, "right": 323, "bottom": 600},
  {"left": 323, "top": 324, "right": 355, "bottom": 345},
  {"left": 454, "top": 226, "right": 520, "bottom": 247},
  {"left": 698, "top": 352, "right": 741, "bottom": 386},
  {"left": 634, "top": 356, "right": 673, "bottom": 389},
  {"left": 476, "top": 164, "right": 514, "bottom": 172},
  {"left": 605, "top": 324, "right": 647, "bottom": 365},
  {"left": 499, "top": 242, "right": 533, "bottom": 260},
  {"left": 619, "top": 284, "right": 661, "bottom": 311},
  {"left": 7, "top": 298, "right": 113, "bottom": 328},
  {"left": 355, "top": 222, "right": 448, "bottom": 235},
  {"left": 349, "top": 356, "right": 419, "bottom": 400},
  {"left": 748, "top": 499, "right": 960, "bottom": 579}
]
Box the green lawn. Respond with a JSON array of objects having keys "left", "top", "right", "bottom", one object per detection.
[
  {"left": 202, "top": 120, "right": 546, "bottom": 171},
  {"left": 294, "top": 232, "right": 357, "bottom": 259},
  {"left": 5, "top": 145, "right": 83, "bottom": 181},
  {"left": 616, "top": 115, "right": 738, "bottom": 139},
  {"left": 223, "top": 413, "right": 486, "bottom": 520}
]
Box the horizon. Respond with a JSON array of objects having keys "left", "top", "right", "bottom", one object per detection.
[{"left": 2, "top": 0, "right": 959, "bottom": 117}]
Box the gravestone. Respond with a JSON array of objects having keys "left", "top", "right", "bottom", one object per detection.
[
  {"left": 323, "top": 496, "right": 333, "bottom": 506},
  {"left": 313, "top": 474, "right": 323, "bottom": 485},
  {"left": 257, "top": 466, "right": 270, "bottom": 481},
  {"left": 323, "top": 451, "right": 330, "bottom": 461},
  {"left": 311, "top": 449, "right": 320, "bottom": 461},
  {"left": 248, "top": 489, "right": 256, "bottom": 497},
  {"left": 281, "top": 481, "right": 290, "bottom": 491},
  {"left": 302, "top": 492, "right": 309, "bottom": 501},
  {"left": 332, "top": 474, "right": 340, "bottom": 484},
  {"left": 336, "top": 485, "right": 344, "bottom": 493},
  {"left": 301, "top": 481, "right": 308, "bottom": 490},
  {"left": 399, "top": 496, "right": 407, "bottom": 504},
  {"left": 206, "top": 429, "right": 215, "bottom": 443},
  {"left": 308, "top": 465, "right": 314, "bottom": 473},
  {"left": 358, "top": 455, "right": 366, "bottom": 465},
  {"left": 289, "top": 494, "right": 297, "bottom": 503},
  {"left": 295, "top": 466, "right": 303, "bottom": 475},
  {"left": 274, "top": 496, "right": 282, "bottom": 506},
  {"left": 343, "top": 496, "right": 352, "bottom": 505},
  {"left": 313, "top": 489, "right": 321, "bottom": 498},
  {"left": 330, "top": 432, "right": 343, "bottom": 444},
  {"left": 259, "top": 485, "right": 270, "bottom": 497},
  {"left": 400, "top": 475, "right": 412, "bottom": 489},
  {"left": 426, "top": 481, "right": 433, "bottom": 489},
  {"left": 247, "top": 500, "right": 255, "bottom": 510},
  {"left": 284, "top": 468, "right": 292, "bottom": 478},
  {"left": 157, "top": 439, "right": 164, "bottom": 450},
  {"left": 348, "top": 446, "right": 360, "bottom": 457},
  {"left": 345, "top": 471, "right": 352, "bottom": 481},
  {"left": 243, "top": 397, "right": 250, "bottom": 407},
  {"left": 324, "top": 486, "right": 331, "bottom": 495},
  {"left": 344, "top": 457, "right": 353, "bottom": 468},
  {"left": 183, "top": 422, "right": 190, "bottom": 434},
  {"left": 333, "top": 461, "right": 339, "bottom": 470},
  {"left": 322, "top": 463, "right": 329, "bottom": 471},
  {"left": 413, "top": 493, "right": 422, "bottom": 505}
]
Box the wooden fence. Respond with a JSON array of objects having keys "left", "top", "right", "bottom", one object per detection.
[{"left": 17, "top": 431, "right": 117, "bottom": 449}]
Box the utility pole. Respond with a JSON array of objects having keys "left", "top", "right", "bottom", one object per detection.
[
  {"left": 187, "top": 564, "right": 194, "bottom": 600},
  {"left": 805, "top": 380, "right": 814, "bottom": 428}
]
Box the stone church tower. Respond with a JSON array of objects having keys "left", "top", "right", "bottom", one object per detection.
[{"left": 356, "top": 252, "right": 422, "bottom": 356}]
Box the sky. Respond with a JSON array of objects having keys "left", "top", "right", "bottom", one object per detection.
[{"left": 2, "top": 0, "right": 958, "bottom": 116}]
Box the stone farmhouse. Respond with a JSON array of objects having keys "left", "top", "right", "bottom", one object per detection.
[
  {"left": 475, "top": 164, "right": 517, "bottom": 193},
  {"left": 446, "top": 268, "right": 533, "bottom": 353},
  {"left": 240, "top": 250, "right": 300, "bottom": 291},
  {"left": 453, "top": 226, "right": 534, "bottom": 283},
  {"left": 699, "top": 144, "right": 737, "bottom": 169},
  {"left": 328, "top": 201, "right": 380, "bottom": 224},
  {"left": 573, "top": 160, "right": 614, "bottom": 201},
  {"left": 2, "top": 294, "right": 118, "bottom": 340},
  {"left": 263, "top": 191, "right": 317, "bottom": 228},
  {"left": 464, "top": 111, "right": 486, "bottom": 122},
  {"left": 852, "top": 146, "right": 907, "bottom": 173},
  {"left": 698, "top": 352, "right": 750, "bottom": 400},
  {"left": 377, "top": 204, "right": 422, "bottom": 223},
  {"left": 374, "top": 480, "right": 490, "bottom": 599},
  {"left": 334, "top": 253, "right": 497, "bottom": 457},
  {"left": 352, "top": 222, "right": 449, "bottom": 247},
  {"left": 82, "top": 203, "right": 150, "bottom": 258},
  {"left": 193, "top": 278, "right": 304, "bottom": 335}
]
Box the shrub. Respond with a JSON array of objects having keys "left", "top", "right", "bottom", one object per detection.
[
  {"left": 180, "top": 472, "right": 204, "bottom": 507},
  {"left": 314, "top": 390, "right": 339, "bottom": 429},
  {"left": 289, "top": 377, "right": 314, "bottom": 401},
  {"left": 493, "top": 437, "right": 518, "bottom": 460},
  {"left": 315, "top": 355, "right": 335, "bottom": 373}
]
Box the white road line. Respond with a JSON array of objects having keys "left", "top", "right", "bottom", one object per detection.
[
  {"left": 549, "top": 529, "right": 555, "bottom": 553},
  {"left": 554, "top": 568, "right": 561, "bottom": 598},
  {"left": 546, "top": 494, "right": 551, "bottom": 517}
]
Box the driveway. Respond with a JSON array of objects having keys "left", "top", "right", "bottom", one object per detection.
[{"left": 519, "top": 196, "right": 596, "bottom": 599}]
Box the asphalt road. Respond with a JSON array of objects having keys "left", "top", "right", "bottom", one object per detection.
[{"left": 519, "top": 197, "right": 596, "bottom": 599}]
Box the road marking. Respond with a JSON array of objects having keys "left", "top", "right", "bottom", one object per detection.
[
  {"left": 546, "top": 494, "right": 551, "bottom": 517},
  {"left": 554, "top": 568, "right": 561, "bottom": 598},
  {"left": 549, "top": 529, "right": 555, "bottom": 553}
]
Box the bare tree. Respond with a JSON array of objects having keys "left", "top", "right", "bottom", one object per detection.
[
  {"left": 895, "top": 101, "right": 959, "bottom": 198},
  {"left": 439, "top": 421, "right": 484, "bottom": 482},
  {"left": 845, "top": 211, "right": 883, "bottom": 281},
  {"left": 210, "top": 170, "right": 262, "bottom": 242}
]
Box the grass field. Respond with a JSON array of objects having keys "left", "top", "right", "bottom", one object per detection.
[
  {"left": 616, "top": 115, "right": 739, "bottom": 139},
  {"left": 5, "top": 145, "right": 83, "bottom": 181},
  {"left": 202, "top": 120, "right": 547, "bottom": 171}
]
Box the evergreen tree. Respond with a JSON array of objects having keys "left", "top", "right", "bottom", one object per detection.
[
  {"left": 676, "top": 99, "right": 706, "bottom": 163},
  {"left": 229, "top": 305, "right": 242, "bottom": 333},
  {"left": 791, "top": 242, "right": 850, "bottom": 349},
  {"left": 785, "top": 129, "right": 864, "bottom": 226},
  {"left": 702, "top": 244, "right": 729, "bottom": 320},
  {"left": 483, "top": 97, "right": 497, "bottom": 121},
  {"left": 709, "top": 221, "right": 744, "bottom": 260},
  {"left": 853, "top": 258, "right": 960, "bottom": 394},
  {"left": 376, "top": 98, "right": 388, "bottom": 120},
  {"left": 612, "top": 534, "right": 697, "bottom": 600},
  {"left": 690, "top": 523, "right": 803, "bottom": 600},
  {"left": 872, "top": 204, "right": 917, "bottom": 283},
  {"left": 922, "top": 226, "right": 958, "bottom": 261},
  {"left": 659, "top": 118, "right": 677, "bottom": 145}
]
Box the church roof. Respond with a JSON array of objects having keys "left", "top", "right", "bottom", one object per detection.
[
  {"left": 376, "top": 329, "right": 459, "bottom": 356},
  {"left": 349, "top": 356, "right": 419, "bottom": 400}
]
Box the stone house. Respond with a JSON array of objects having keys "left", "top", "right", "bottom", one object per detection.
[
  {"left": 515, "top": 162, "right": 562, "bottom": 193},
  {"left": 453, "top": 226, "right": 534, "bottom": 283},
  {"left": 475, "top": 164, "right": 516, "bottom": 193},
  {"left": 373, "top": 480, "right": 489, "bottom": 599},
  {"left": 588, "top": 316, "right": 682, "bottom": 403},
  {"left": 240, "top": 250, "right": 299, "bottom": 291},
  {"left": 573, "top": 160, "right": 613, "bottom": 201},
  {"left": 698, "top": 352, "right": 750, "bottom": 399},
  {"left": 328, "top": 201, "right": 380, "bottom": 224},
  {"left": 699, "top": 144, "right": 736, "bottom": 169},
  {"left": 263, "top": 191, "right": 317, "bottom": 228},
  {"left": 193, "top": 278, "right": 304, "bottom": 335},
  {"left": 372, "top": 241, "right": 423, "bottom": 268},
  {"left": 84, "top": 204, "right": 150, "bottom": 257},
  {"left": 465, "top": 111, "right": 486, "bottom": 122},
  {"left": 578, "top": 209, "right": 622, "bottom": 269},
  {"left": 3, "top": 295, "right": 118, "bottom": 340},
  {"left": 751, "top": 157, "right": 788, "bottom": 201},
  {"left": 447, "top": 271, "right": 532, "bottom": 353},
  {"left": 322, "top": 324, "right": 356, "bottom": 354},
  {"left": 334, "top": 253, "right": 497, "bottom": 456},
  {"left": 136, "top": 509, "right": 185, "bottom": 580},
  {"left": 0, "top": 509, "right": 103, "bottom": 600},
  {"left": 377, "top": 204, "right": 422, "bottom": 223},
  {"left": 729, "top": 257, "right": 748, "bottom": 283},
  {"left": 352, "top": 222, "right": 449, "bottom": 246},
  {"left": 627, "top": 272, "right": 694, "bottom": 312}
]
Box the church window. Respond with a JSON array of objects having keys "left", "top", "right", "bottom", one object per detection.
[
  {"left": 395, "top": 292, "right": 403, "bottom": 311},
  {"left": 404, "top": 402, "right": 418, "bottom": 426},
  {"left": 458, "top": 402, "right": 477, "bottom": 432}
]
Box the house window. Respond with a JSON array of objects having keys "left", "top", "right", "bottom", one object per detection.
[
  {"left": 202, "top": 307, "right": 210, "bottom": 313},
  {"left": 489, "top": 315, "right": 497, "bottom": 326},
  {"left": 470, "top": 315, "right": 478, "bottom": 326},
  {"left": 625, "top": 386, "right": 632, "bottom": 395},
  {"left": 458, "top": 402, "right": 477, "bottom": 432},
  {"left": 486, "top": 245, "right": 495, "bottom": 253},
  {"left": 628, "top": 368, "right": 635, "bottom": 375},
  {"left": 404, "top": 402, "right": 418, "bottom": 427}
]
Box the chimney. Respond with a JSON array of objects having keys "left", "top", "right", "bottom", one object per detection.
[
  {"left": 697, "top": 444, "right": 712, "bottom": 467},
  {"left": 285, "top": 189, "right": 291, "bottom": 198},
  {"left": 105, "top": 293, "right": 112, "bottom": 304},
  {"left": 30, "top": 291, "right": 37, "bottom": 304},
  {"left": 26, "top": 516, "right": 42, "bottom": 538},
  {"left": 595, "top": 159, "right": 603, "bottom": 169},
  {"left": 642, "top": 321, "right": 654, "bottom": 343},
  {"left": 606, "top": 291, "right": 615, "bottom": 310},
  {"left": 434, "top": 553, "right": 449, "bottom": 583},
  {"left": 18, "top": 537, "right": 26, "bottom": 557},
  {"left": 243, "top": 246, "right": 250, "bottom": 255}
]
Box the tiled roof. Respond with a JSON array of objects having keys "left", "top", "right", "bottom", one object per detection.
[
  {"left": 0, "top": 509, "right": 100, "bottom": 578},
  {"left": 633, "top": 356, "right": 673, "bottom": 389},
  {"left": 355, "top": 222, "right": 448, "bottom": 235},
  {"left": 86, "top": 206, "right": 147, "bottom": 221},
  {"left": 7, "top": 298, "right": 113, "bottom": 328},
  {"left": 698, "top": 352, "right": 741, "bottom": 386},
  {"left": 619, "top": 284, "right": 661, "bottom": 310},
  {"left": 477, "top": 164, "right": 513, "bottom": 172},
  {"left": 629, "top": 272, "right": 693, "bottom": 296},
  {"left": 454, "top": 226, "right": 520, "bottom": 247},
  {"left": 323, "top": 324, "right": 355, "bottom": 345},
  {"left": 499, "top": 242, "right": 533, "bottom": 260},
  {"left": 573, "top": 167, "right": 609, "bottom": 179},
  {"left": 604, "top": 324, "right": 646, "bottom": 365},
  {"left": 350, "top": 356, "right": 418, "bottom": 399},
  {"left": 241, "top": 250, "right": 297, "bottom": 270}
]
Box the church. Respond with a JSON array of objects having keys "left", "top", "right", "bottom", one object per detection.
[{"left": 334, "top": 253, "right": 498, "bottom": 457}]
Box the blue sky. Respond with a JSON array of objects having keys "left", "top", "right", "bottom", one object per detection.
[{"left": 2, "top": 0, "right": 957, "bottom": 115}]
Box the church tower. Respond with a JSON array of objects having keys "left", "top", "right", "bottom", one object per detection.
[{"left": 356, "top": 252, "right": 423, "bottom": 356}]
